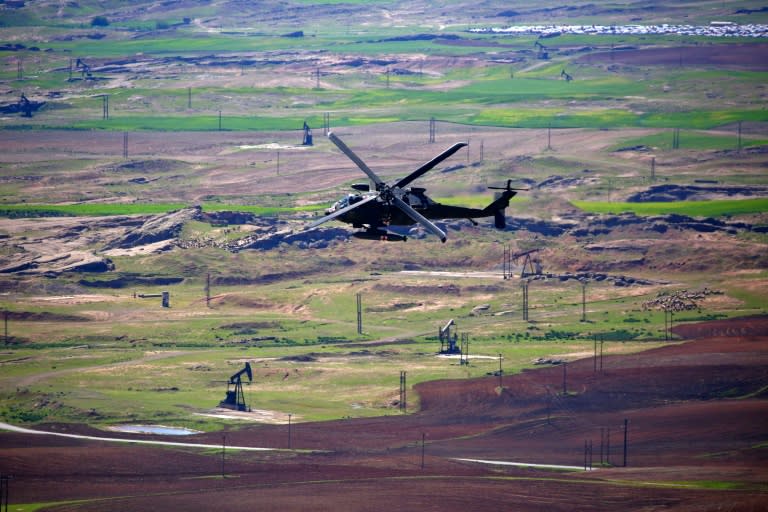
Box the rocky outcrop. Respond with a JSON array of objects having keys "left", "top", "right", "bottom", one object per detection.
[
  {"left": 78, "top": 275, "right": 183, "bottom": 288},
  {"left": 627, "top": 184, "right": 768, "bottom": 202},
  {"left": 505, "top": 217, "right": 577, "bottom": 236},
  {"left": 0, "top": 250, "right": 113, "bottom": 275},
  {"left": 568, "top": 212, "right": 754, "bottom": 237},
  {"left": 537, "top": 174, "right": 599, "bottom": 190},
  {"left": 228, "top": 227, "right": 350, "bottom": 251},
  {"left": 199, "top": 210, "right": 259, "bottom": 226},
  {"left": 102, "top": 206, "right": 201, "bottom": 250}
]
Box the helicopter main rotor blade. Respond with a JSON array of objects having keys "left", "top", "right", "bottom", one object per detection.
[
  {"left": 393, "top": 142, "right": 468, "bottom": 190},
  {"left": 328, "top": 132, "right": 385, "bottom": 190},
  {"left": 306, "top": 193, "right": 379, "bottom": 230},
  {"left": 392, "top": 196, "right": 447, "bottom": 243}
]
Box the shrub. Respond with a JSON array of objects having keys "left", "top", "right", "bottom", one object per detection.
[{"left": 91, "top": 16, "right": 109, "bottom": 27}]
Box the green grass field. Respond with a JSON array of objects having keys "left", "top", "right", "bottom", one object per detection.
[
  {"left": 3, "top": 250, "right": 764, "bottom": 427},
  {"left": 0, "top": 203, "right": 323, "bottom": 217}
]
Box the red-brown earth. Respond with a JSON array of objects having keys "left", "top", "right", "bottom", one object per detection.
[
  {"left": 576, "top": 43, "right": 768, "bottom": 71},
  {"left": 1, "top": 316, "right": 767, "bottom": 511}
]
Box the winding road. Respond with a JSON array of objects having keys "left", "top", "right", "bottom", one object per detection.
[
  {"left": 0, "top": 421, "right": 274, "bottom": 452},
  {"left": 0, "top": 422, "right": 591, "bottom": 471}
]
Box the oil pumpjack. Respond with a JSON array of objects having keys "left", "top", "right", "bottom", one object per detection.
[{"left": 218, "top": 362, "right": 252, "bottom": 412}]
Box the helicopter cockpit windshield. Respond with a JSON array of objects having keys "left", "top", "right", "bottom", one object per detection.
[{"left": 329, "top": 193, "right": 364, "bottom": 213}]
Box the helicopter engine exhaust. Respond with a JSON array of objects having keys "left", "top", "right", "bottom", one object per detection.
[{"left": 353, "top": 230, "right": 407, "bottom": 242}]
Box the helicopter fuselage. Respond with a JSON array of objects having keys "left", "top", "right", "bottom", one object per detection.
[{"left": 325, "top": 188, "right": 498, "bottom": 230}]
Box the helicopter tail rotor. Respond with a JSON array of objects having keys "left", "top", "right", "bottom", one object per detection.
[{"left": 487, "top": 179, "right": 529, "bottom": 193}]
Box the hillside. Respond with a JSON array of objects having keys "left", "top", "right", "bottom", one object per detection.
[
  {"left": 1, "top": 316, "right": 766, "bottom": 511},
  {"left": 0, "top": 1, "right": 767, "bottom": 510}
]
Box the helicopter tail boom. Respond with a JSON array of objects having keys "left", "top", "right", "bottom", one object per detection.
[{"left": 482, "top": 180, "right": 526, "bottom": 229}]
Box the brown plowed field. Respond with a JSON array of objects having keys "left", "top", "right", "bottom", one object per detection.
[
  {"left": 2, "top": 317, "right": 767, "bottom": 511},
  {"left": 577, "top": 43, "right": 768, "bottom": 71}
]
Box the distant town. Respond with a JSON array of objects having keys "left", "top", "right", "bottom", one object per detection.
[{"left": 469, "top": 23, "right": 768, "bottom": 38}]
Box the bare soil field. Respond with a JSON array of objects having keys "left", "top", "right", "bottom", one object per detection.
[
  {"left": 1, "top": 316, "right": 766, "bottom": 511},
  {"left": 0, "top": 125, "right": 615, "bottom": 198},
  {"left": 577, "top": 43, "right": 768, "bottom": 71}
]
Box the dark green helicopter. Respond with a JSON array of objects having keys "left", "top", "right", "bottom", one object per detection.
[{"left": 307, "top": 132, "right": 523, "bottom": 242}]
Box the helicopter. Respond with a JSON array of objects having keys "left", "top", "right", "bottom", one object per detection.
[{"left": 307, "top": 132, "right": 524, "bottom": 242}]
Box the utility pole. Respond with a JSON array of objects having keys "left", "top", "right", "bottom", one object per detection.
[
  {"left": 188, "top": 86, "right": 192, "bottom": 109},
  {"left": 421, "top": 432, "right": 426, "bottom": 469},
  {"left": 522, "top": 280, "right": 529, "bottom": 321},
  {"left": 221, "top": 433, "right": 226, "bottom": 479},
  {"left": 498, "top": 353, "right": 503, "bottom": 389},
  {"left": 218, "top": 110, "right": 222, "bottom": 131},
  {"left": 122, "top": 132, "right": 128, "bottom": 159},
  {"left": 102, "top": 94, "right": 109, "bottom": 120},
  {"left": 466, "top": 138, "right": 470, "bottom": 164},
  {"left": 668, "top": 309, "right": 674, "bottom": 340},
  {"left": 399, "top": 371, "right": 407, "bottom": 412},
  {"left": 356, "top": 292, "right": 362, "bottom": 335},
  {"left": 546, "top": 123, "right": 552, "bottom": 150},
  {"left": 664, "top": 309, "right": 674, "bottom": 341},
  {"left": 600, "top": 338, "right": 604, "bottom": 371},
  {"left": 288, "top": 413, "right": 292, "bottom": 449},
  {"left": 584, "top": 439, "right": 593, "bottom": 470},
  {"left": 0, "top": 474, "right": 9, "bottom": 512},
  {"left": 428, "top": 117, "right": 436, "bottom": 143},
  {"left": 623, "top": 418, "right": 629, "bottom": 467},
  {"left": 4, "top": 311, "right": 8, "bottom": 346},
  {"left": 580, "top": 280, "right": 587, "bottom": 322},
  {"left": 600, "top": 427, "right": 605, "bottom": 465},
  {"left": 593, "top": 335, "right": 598, "bottom": 372},
  {"left": 502, "top": 244, "right": 511, "bottom": 279},
  {"left": 205, "top": 272, "right": 211, "bottom": 308},
  {"left": 562, "top": 361, "right": 567, "bottom": 395}
]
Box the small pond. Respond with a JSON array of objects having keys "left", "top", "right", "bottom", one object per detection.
[{"left": 108, "top": 425, "right": 201, "bottom": 436}]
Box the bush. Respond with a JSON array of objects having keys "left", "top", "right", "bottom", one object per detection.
[{"left": 91, "top": 16, "right": 109, "bottom": 27}]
